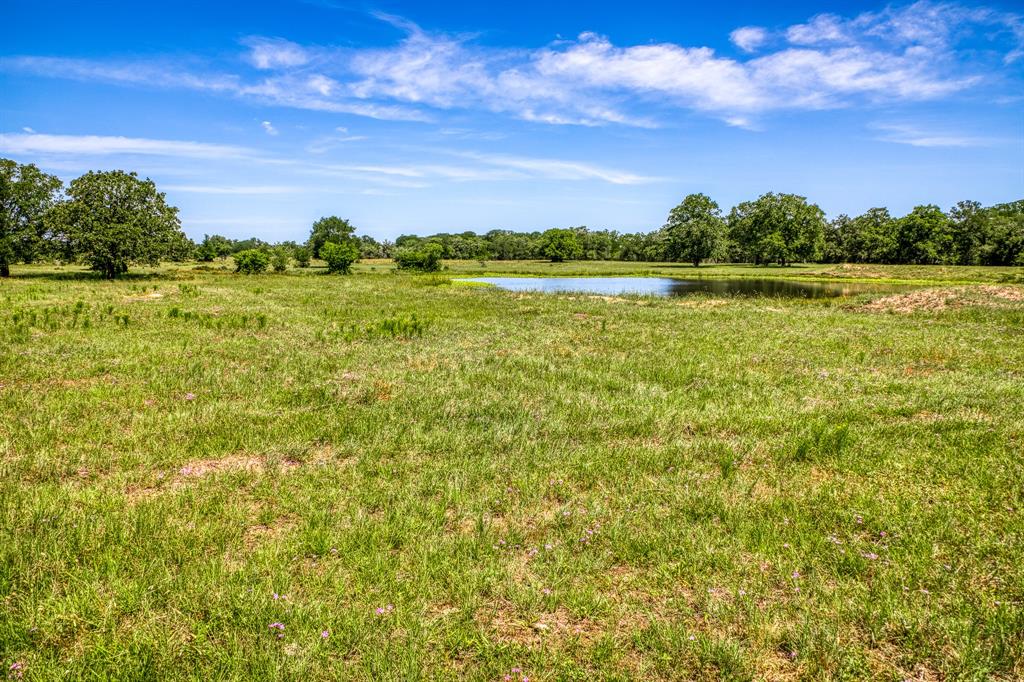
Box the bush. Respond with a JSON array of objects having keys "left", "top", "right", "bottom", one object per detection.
[
  {"left": 321, "top": 240, "right": 360, "bottom": 274},
  {"left": 270, "top": 247, "right": 290, "bottom": 273},
  {"left": 293, "top": 246, "right": 312, "bottom": 268},
  {"left": 234, "top": 249, "right": 270, "bottom": 274},
  {"left": 394, "top": 242, "right": 443, "bottom": 272}
]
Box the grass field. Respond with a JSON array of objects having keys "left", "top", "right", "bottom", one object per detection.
[{"left": 2, "top": 261, "right": 1023, "bottom": 680}]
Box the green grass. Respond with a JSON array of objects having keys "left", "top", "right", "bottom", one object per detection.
[{"left": 2, "top": 261, "right": 1023, "bottom": 680}]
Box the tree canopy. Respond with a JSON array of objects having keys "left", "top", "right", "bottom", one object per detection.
[
  {"left": 664, "top": 193, "right": 727, "bottom": 267},
  {"left": 0, "top": 159, "right": 63, "bottom": 277},
  {"left": 46, "top": 170, "right": 184, "bottom": 278},
  {"left": 728, "top": 193, "right": 826, "bottom": 266},
  {"left": 539, "top": 228, "right": 583, "bottom": 262},
  {"left": 308, "top": 216, "right": 355, "bottom": 258}
]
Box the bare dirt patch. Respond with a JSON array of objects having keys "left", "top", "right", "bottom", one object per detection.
[
  {"left": 125, "top": 453, "right": 305, "bottom": 502},
  {"left": 475, "top": 598, "right": 603, "bottom": 647},
  {"left": 242, "top": 515, "right": 298, "bottom": 550},
  {"left": 861, "top": 285, "right": 1024, "bottom": 313},
  {"left": 124, "top": 292, "right": 164, "bottom": 302},
  {"left": 178, "top": 454, "right": 265, "bottom": 477}
]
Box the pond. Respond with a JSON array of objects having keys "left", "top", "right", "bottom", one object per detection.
[{"left": 461, "top": 276, "right": 907, "bottom": 299}]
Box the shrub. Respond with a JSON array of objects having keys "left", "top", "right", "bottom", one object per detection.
[
  {"left": 321, "top": 240, "right": 360, "bottom": 274},
  {"left": 293, "top": 246, "right": 312, "bottom": 268},
  {"left": 394, "top": 242, "right": 443, "bottom": 272},
  {"left": 234, "top": 249, "right": 270, "bottom": 274},
  {"left": 270, "top": 247, "right": 290, "bottom": 273}
]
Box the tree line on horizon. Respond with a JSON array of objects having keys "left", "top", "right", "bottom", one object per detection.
[
  {"left": 2, "top": 157, "right": 1023, "bottom": 278},
  {"left": 392, "top": 194, "right": 1024, "bottom": 268}
]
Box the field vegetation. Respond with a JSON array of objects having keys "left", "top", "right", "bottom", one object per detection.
[{"left": 2, "top": 259, "right": 1023, "bottom": 680}]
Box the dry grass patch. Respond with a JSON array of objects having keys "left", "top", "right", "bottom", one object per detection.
[{"left": 862, "top": 285, "right": 1024, "bottom": 313}]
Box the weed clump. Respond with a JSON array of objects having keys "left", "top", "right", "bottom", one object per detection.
[{"left": 318, "top": 314, "right": 429, "bottom": 342}]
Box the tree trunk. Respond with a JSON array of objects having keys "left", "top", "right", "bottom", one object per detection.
[
  {"left": 693, "top": 259, "right": 701, "bottom": 268},
  {"left": 0, "top": 261, "right": 9, "bottom": 277}
]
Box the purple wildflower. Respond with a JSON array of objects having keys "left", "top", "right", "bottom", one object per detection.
[{"left": 321, "top": 630, "right": 329, "bottom": 639}]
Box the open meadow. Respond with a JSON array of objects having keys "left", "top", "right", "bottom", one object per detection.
[{"left": 2, "top": 261, "right": 1024, "bottom": 680}]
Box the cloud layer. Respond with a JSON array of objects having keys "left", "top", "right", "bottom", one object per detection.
[{"left": 2, "top": 1, "right": 1022, "bottom": 128}]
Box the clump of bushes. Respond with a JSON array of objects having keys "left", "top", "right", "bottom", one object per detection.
[
  {"left": 321, "top": 240, "right": 360, "bottom": 274},
  {"left": 394, "top": 242, "right": 443, "bottom": 272},
  {"left": 293, "top": 246, "right": 312, "bottom": 268},
  {"left": 234, "top": 249, "right": 270, "bottom": 274}
]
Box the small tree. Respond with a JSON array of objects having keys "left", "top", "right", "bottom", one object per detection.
[
  {"left": 46, "top": 170, "right": 183, "bottom": 278},
  {"left": 234, "top": 249, "right": 270, "bottom": 274},
  {"left": 293, "top": 246, "right": 311, "bottom": 267},
  {"left": 197, "top": 234, "right": 233, "bottom": 261},
  {"left": 664, "top": 193, "right": 726, "bottom": 267},
  {"left": 270, "top": 246, "right": 290, "bottom": 272},
  {"left": 1, "top": 159, "right": 63, "bottom": 277},
  {"left": 394, "top": 242, "right": 443, "bottom": 271},
  {"left": 308, "top": 216, "right": 355, "bottom": 258},
  {"left": 321, "top": 240, "right": 360, "bottom": 274},
  {"left": 539, "top": 228, "right": 582, "bottom": 262}
]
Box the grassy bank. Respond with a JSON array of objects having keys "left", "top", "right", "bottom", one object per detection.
[{"left": 2, "top": 263, "right": 1023, "bottom": 680}]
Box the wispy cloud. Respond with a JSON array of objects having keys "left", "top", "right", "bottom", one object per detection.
[
  {"left": 0, "top": 132, "right": 651, "bottom": 187},
  {"left": 261, "top": 121, "right": 279, "bottom": 136},
  {"left": 242, "top": 37, "right": 310, "bottom": 70},
  {"left": 450, "top": 151, "right": 656, "bottom": 185},
  {"left": 870, "top": 122, "right": 999, "bottom": 147},
  {"left": 0, "top": 132, "right": 254, "bottom": 159},
  {"left": 163, "top": 184, "right": 303, "bottom": 194}
]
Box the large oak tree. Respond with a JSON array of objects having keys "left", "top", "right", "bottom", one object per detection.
[
  {"left": 47, "top": 170, "right": 184, "bottom": 278},
  {"left": 664, "top": 193, "right": 727, "bottom": 267}
]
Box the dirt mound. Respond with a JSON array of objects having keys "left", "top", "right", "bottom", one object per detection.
[{"left": 861, "top": 286, "right": 1024, "bottom": 313}]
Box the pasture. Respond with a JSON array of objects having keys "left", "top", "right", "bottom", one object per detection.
[{"left": 2, "top": 261, "right": 1023, "bottom": 680}]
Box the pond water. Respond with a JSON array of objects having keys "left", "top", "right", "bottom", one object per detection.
[{"left": 462, "top": 276, "right": 906, "bottom": 299}]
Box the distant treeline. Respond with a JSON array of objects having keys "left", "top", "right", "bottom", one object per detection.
[
  {"left": 3, "top": 157, "right": 1022, "bottom": 279},
  {"left": 196, "top": 195, "right": 1024, "bottom": 268},
  {"left": 390, "top": 196, "right": 1024, "bottom": 267}
]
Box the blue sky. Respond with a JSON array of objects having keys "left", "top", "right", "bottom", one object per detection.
[{"left": 2, "top": 0, "right": 1022, "bottom": 242}]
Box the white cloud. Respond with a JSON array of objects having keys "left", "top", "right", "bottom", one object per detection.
[
  {"left": 261, "top": 120, "right": 279, "bottom": 135},
  {"left": 243, "top": 37, "right": 310, "bottom": 69},
  {"left": 22, "top": 126, "right": 35, "bottom": 133},
  {"left": 730, "top": 26, "right": 768, "bottom": 52}
]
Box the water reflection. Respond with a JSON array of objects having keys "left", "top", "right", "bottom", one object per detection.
[{"left": 463, "top": 276, "right": 905, "bottom": 299}]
